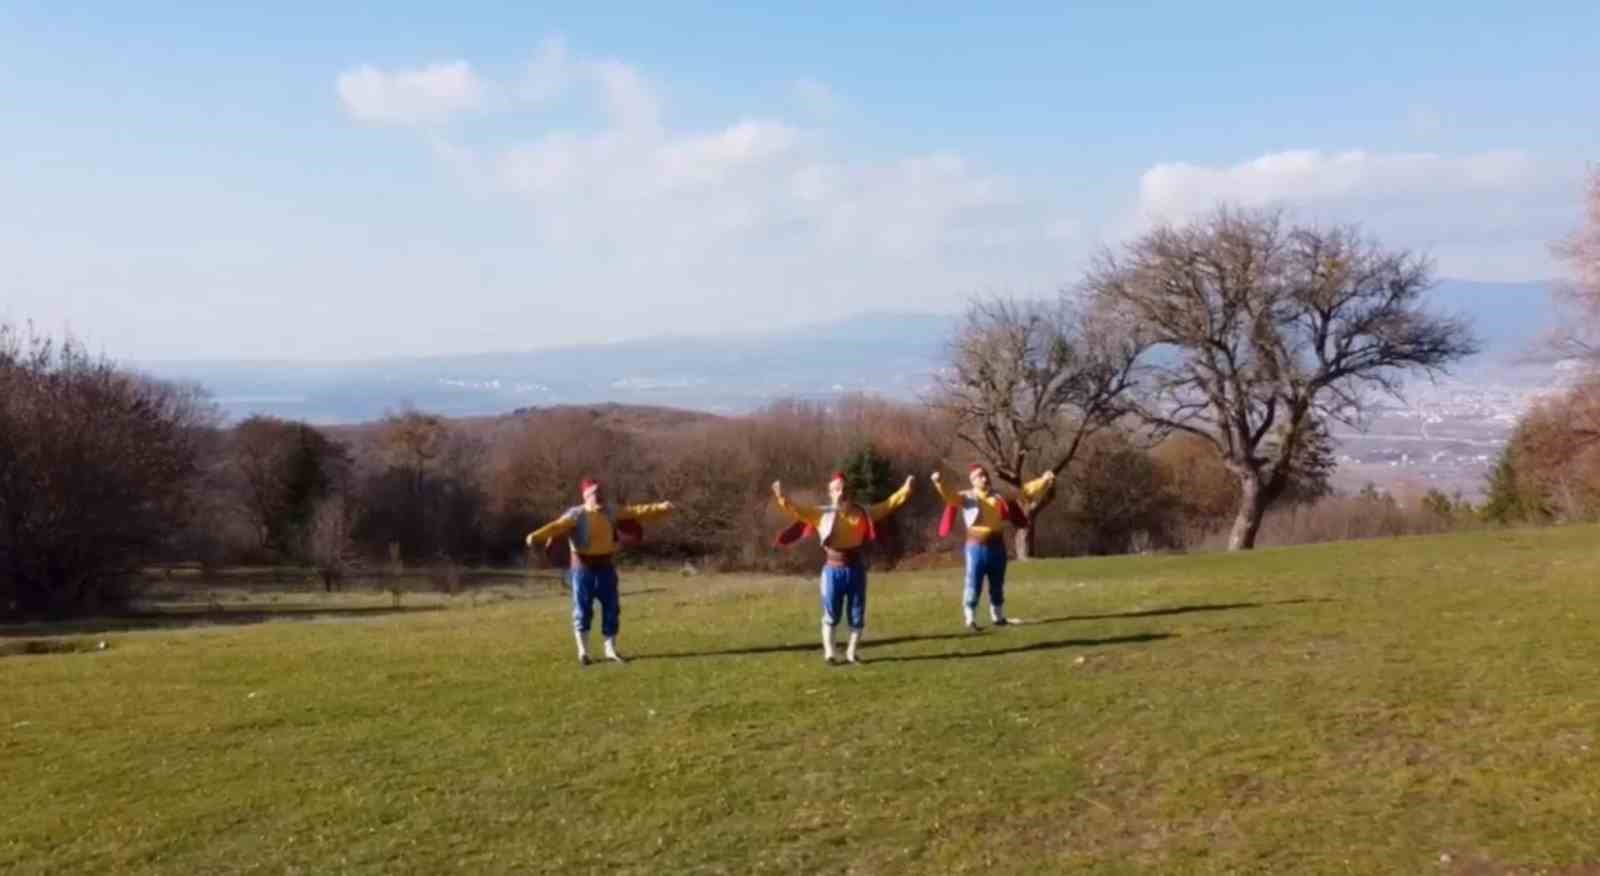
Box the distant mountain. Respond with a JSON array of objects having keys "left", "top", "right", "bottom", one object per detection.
[
  {"left": 136, "top": 280, "right": 1559, "bottom": 425},
  {"left": 139, "top": 311, "right": 960, "bottom": 424}
]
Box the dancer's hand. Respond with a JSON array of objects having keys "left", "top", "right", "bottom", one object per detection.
[
  {"left": 929, "top": 471, "right": 942, "bottom": 486},
  {"left": 771, "top": 480, "right": 783, "bottom": 499},
  {"left": 903, "top": 475, "right": 915, "bottom": 491}
]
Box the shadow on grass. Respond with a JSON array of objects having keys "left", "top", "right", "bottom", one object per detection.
[
  {"left": 1028, "top": 597, "right": 1334, "bottom": 625},
  {"left": 633, "top": 631, "right": 980, "bottom": 662},
  {"left": 0, "top": 605, "right": 446, "bottom": 638},
  {"left": 867, "top": 631, "right": 1175, "bottom": 663}
]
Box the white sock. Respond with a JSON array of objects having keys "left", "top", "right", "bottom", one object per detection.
[
  {"left": 846, "top": 629, "right": 862, "bottom": 661},
  {"left": 991, "top": 605, "right": 1005, "bottom": 622},
  {"left": 574, "top": 630, "right": 590, "bottom": 657},
  {"left": 964, "top": 607, "right": 977, "bottom": 626},
  {"left": 822, "top": 621, "right": 837, "bottom": 660},
  {"left": 603, "top": 636, "right": 621, "bottom": 658}
]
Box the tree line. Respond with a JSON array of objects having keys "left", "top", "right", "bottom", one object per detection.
[{"left": 9, "top": 202, "right": 1541, "bottom": 619}]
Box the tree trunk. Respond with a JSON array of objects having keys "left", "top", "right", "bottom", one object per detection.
[
  {"left": 1013, "top": 494, "right": 1053, "bottom": 561},
  {"left": 1228, "top": 475, "right": 1265, "bottom": 551},
  {"left": 1014, "top": 521, "right": 1035, "bottom": 560}
]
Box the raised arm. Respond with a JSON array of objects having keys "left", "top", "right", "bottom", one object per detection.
[
  {"left": 930, "top": 470, "right": 963, "bottom": 507},
  {"left": 1020, "top": 471, "right": 1057, "bottom": 504},
  {"left": 525, "top": 513, "right": 577, "bottom": 547},
  {"left": 869, "top": 476, "right": 916, "bottom": 521},
  {"left": 771, "top": 481, "right": 823, "bottom": 527},
  {"left": 618, "top": 501, "right": 675, "bottom": 523}
]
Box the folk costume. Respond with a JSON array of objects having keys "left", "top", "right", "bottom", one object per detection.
[
  {"left": 933, "top": 465, "right": 1055, "bottom": 629},
  {"left": 526, "top": 478, "right": 673, "bottom": 664},
  {"left": 774, "top": 472, "right": 913, "bottom": 664}
]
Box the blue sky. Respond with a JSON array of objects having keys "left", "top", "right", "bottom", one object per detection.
[{"left": 2, "top": 1, "right": 1596, "bottom": 361}]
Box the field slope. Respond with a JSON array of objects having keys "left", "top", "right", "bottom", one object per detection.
[{"left": 5, "top": 526, "right": 1600, "bottom": 874}]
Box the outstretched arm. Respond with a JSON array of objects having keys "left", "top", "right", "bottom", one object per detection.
[
  {"left": 618, "top": 501, "right": 675, "bottom": 523},
  {"left": 1020, "top": 471, "right": 1057, "bottom": 504},
  {"left": 771, "top": 481, "right": 824, "bottom": 526},
  {"left": 930, "top": 470, "right": 963, "bottom": 507},
  {"left": 869, "top": 476, "right": 916, "bottom": 521},
  {"left": 525, "top": 514, "right": 576, "bottom": 547}
]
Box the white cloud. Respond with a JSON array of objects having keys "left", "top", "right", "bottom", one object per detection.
[
  {"left": 520, "top": 37, "right": 572, "bottom": 103},
  {"left": 346, "top": 45, "right": 1076, "bottom": 325},
  {"left": 1131, "top": 148, "right": 1567, "bottom": 281},
  {"left": 335, "top": 44, "right": 1569, "bottom": 354},
  {"left": 336, "top": 61, "right": 484, "bottom": 125},
  {"left": 1136, "top": 149, "right": 1539, "bottom": 225},
  {"left": 591, "top": 58, "right": 661, "bottom": 134}
]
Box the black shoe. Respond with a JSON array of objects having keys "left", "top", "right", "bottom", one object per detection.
[
  {"left": 578, "top": 653, "right": 592, "bottom": 666},
  {"left": 992, "top": 617, "right": 1010, "bottom": 627},
  {"left": 965, "top": 621, "right": 982, "bottom": 633}
]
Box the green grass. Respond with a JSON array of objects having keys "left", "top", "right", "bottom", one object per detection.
[{"left": 5, "top": 527, "right": 1600, "bottom": 874}]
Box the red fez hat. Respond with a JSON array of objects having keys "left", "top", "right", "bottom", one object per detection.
[{"left": 580, "top": 478, "right": 600, "bottom": 495}]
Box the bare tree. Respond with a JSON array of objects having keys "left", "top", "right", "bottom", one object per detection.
[
  {"left": 933, "top": 295, "right": 1144, "bottom": 558},
  {"left": 1551, "top": 166, "right": 1600, "bottom": 364},
  {"left": 378, "top": 407, "right": 448, "bottom": 498},
  {"left": 495, "top": 410, "right": 646, "bottom": 522},
  {"left": 1085, "top": 208, "right": 1478, "bottom": 550},
  {"left": 306, "top": 494, "right": 360, "bottom": 592},
  {"left": 231, "top": 416, "right": 350, "bottom": 559},
  {"left": 0, "top": 325, "right": 211, "bottom": 618},
  {"left": 370, "top": 407, "right": 450, "bottom": 561}
]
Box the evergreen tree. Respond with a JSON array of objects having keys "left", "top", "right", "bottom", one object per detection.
[{"left": 841, "top": 443, "right": 893, "bottom": 504}]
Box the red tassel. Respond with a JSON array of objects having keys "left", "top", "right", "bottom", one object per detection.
[
  {"left": 542, "top": 538, "right": 568, "bottom": 569},
  {"left": 938, "top": 505, "right": 958, "bottom": 538},
  {"left": 1003, "top": 499, "right": 1030, "bottom": 528},
  {"left": 861, "top": 508, "right": 877, "bottom": 543},
  {"left": 775, "top": 521, "right": 813, "bottom": 548}
]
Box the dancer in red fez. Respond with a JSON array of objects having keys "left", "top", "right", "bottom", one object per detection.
[
  {"left": 525, "top": 478, "right": 674, "bottom": 665},
  {"left": 931, "top": 464, "right": 1055, "bottom": 630},
  {"left": 772, "top": 471, "right": 914, "bottom": 664}
]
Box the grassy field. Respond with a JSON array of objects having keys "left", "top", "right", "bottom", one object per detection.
[{"left": 4, "top": 527, "right": 1600, "bottom": 875}]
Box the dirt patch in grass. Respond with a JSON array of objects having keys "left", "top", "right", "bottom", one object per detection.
[{"left": 0, "top": 638, "right": 105, "bottom": 658}]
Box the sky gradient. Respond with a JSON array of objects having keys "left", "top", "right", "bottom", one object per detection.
[{"left": 3, "top": 1, "right": 1596, "bottom": 361}]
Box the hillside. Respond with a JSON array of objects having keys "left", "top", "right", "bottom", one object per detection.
[
  {"left": 139, "top": 312, "right": 956, "bottom": 424},
  {"left": 5, "top": 526, "right": 1599, "bottom": 874}
]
